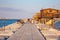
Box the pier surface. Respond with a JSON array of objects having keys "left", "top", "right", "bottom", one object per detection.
[{"left": 7, "top": 22, "right": 45, "bottom": 40}]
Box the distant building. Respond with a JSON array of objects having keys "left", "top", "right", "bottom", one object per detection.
[
  {"left": 40, "top": 8, "right": 60, "bottom": 18},
  {"left": 32, "top": 8, "right": 60, "bottom": 28}
]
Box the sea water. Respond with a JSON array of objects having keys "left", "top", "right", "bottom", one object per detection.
[
  {"left": 54, "top": 21, "right": 60, "bottom": 30},
  {"left": 0, "top": 19, "right": 18, "bottom": 28}
]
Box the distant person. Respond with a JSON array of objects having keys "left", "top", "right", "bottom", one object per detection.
[
  {"left": 27, "top": 19, "right": 32, "bottom": 23},
  {"left": 28, "top": 19, "right": 30, "bottom": 21}
]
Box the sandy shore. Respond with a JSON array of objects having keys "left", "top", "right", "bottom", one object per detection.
[
  {"left": 35, "top": 23, "right": 60, "bottom": 40},
  {"left": 40, "top": 28, "right": 60, "bottom": 40},
  {"left": 0, "top": 22, "right": 22, "bottom": 36}
]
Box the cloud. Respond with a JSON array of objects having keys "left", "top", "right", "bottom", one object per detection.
[
  {"left": 0, "top": 7, "right": 28, "bottom": 13},
  {"left": 0, "top": 7, "right": 32, "bottom": 19}
]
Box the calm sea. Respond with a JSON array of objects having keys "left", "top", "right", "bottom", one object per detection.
[
  {"left": 0, "top": 19, "right": 18, "bottom": 28},
  {"left": 0, "top": 19, "right": 60, "bottom": 30},
  {"left": 54, "top": 21, "right": 60, "bottom": 30}
]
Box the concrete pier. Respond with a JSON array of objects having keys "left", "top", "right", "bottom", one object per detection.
[{"left": 7, "top": 22, "right": 45, "bottom": 40}]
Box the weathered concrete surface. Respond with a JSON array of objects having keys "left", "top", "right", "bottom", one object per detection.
[{"left": 7, "top": 22, "right": 45, "bottom": 40}]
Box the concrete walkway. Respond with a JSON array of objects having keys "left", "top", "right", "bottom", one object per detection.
[{"left": 7, "top": 22, "right": 45, "bottom": 40}]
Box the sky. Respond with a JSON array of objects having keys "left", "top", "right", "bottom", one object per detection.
[{"left": 0, "top": 0, "right": 60, "bottom": 19}]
